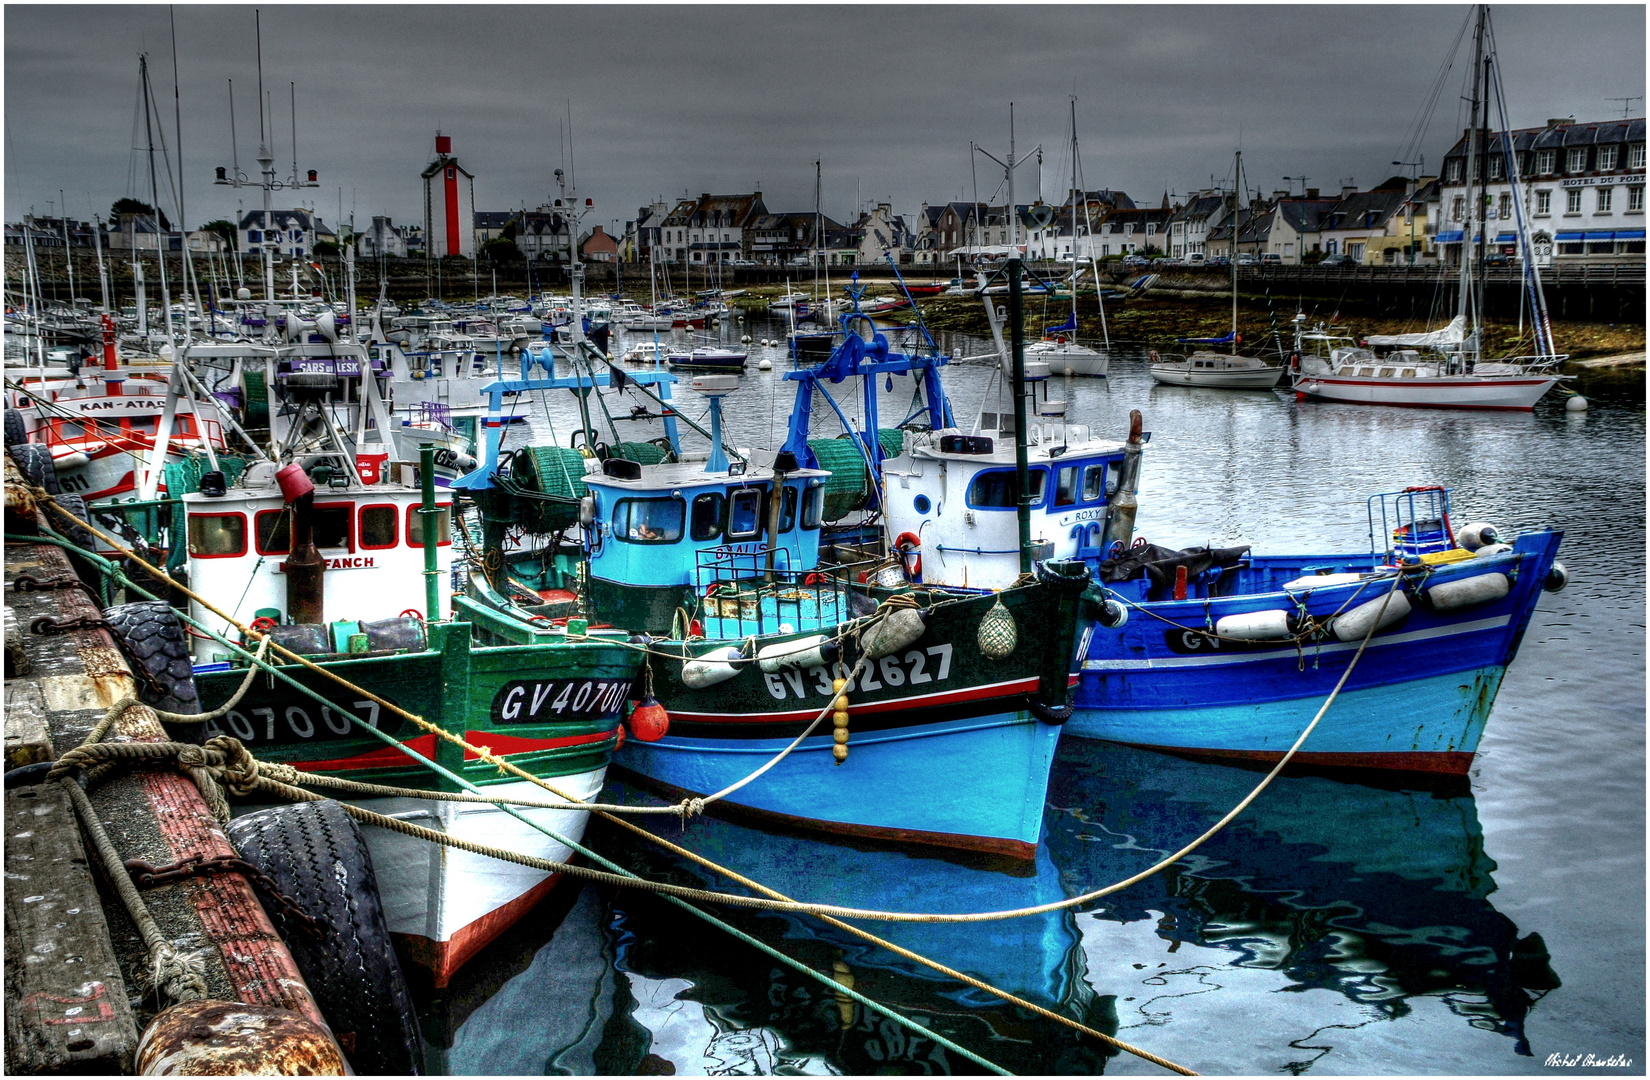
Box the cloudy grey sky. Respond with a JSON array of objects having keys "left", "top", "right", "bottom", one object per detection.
[{"left": 5, "top": 5, "right": 1644, "bottom": 232}]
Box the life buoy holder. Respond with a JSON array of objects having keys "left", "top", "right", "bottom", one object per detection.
[
  {"left": 1289, "top": 352, "right": 1301, "bottom": 374},
  {"left": 1149, "top": 349, "right": 1160, "bottom": 362},
  {"left": 894, "top": 531, "right": 922, "bottom": 580}
]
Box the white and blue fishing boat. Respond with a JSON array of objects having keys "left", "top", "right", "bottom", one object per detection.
[{"left": 448, "top": 308, "right": 1091, "bottom": 859}]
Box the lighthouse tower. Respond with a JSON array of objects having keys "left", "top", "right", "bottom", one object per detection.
[{"left": 421, "top": 133, "right": 474, "bottom": 258}]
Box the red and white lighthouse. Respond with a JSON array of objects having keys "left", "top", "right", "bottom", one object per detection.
[{"left": 421, "top": 132, "right": 474, "bottom": 258}]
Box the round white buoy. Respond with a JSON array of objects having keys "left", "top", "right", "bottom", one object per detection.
[
  {"left": 1566, "top": 395, "right": 1589, "bottom": 412},
  {"left": 1065, "top": 367, "right": 1075, "bottom": 376},
  {"left": 758, "top": 358, "right": 773, "bottom": 371},
  {"left": 741, "top": 334, "right": 752, "bottom": 344}
]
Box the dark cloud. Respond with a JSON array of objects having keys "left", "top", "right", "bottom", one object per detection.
[{"left": 6, "top": 5, "right": 1643, "bottom": 230}]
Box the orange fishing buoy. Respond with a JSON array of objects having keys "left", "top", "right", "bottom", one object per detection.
[{"left": 629, "top": 696, "right": 670, "bottom": 742}]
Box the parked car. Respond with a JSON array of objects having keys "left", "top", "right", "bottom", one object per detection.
[
  {"left": 729, "top": 258, "right": 757, "bottom": 267},
  {"left": 1260, "top": 252, "right": 1283, "bottom": 265},
  {"left": 1209, "top": 255, "right": 1232, "bottom": 267},
  {"left": 1319, "top": 253, "right": 1358, "bottom": 266},
  {"left": 1183, "top": 252, "right": 1208, "bottom": 267},
  {"left": 1235, "top": 253, "right": 1259, "bottom": 266},
  {"left": 1121, "top": 255, "right": 1150, "bottom": 269}
]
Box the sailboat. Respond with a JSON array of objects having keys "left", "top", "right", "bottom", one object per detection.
[
  {"left": 1026, "top": 100, "right": 1109, "bottom": 378},
  {"left": 1149, "top": 148, "right": 1286, "bottom": 390},
  {"left": 1289, "top": 5, "right": 1565, "bottom": 411}
]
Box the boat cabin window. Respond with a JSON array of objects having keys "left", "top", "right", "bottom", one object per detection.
[
  {"left": 254, "top": 504, "right": 353, "bottom": 554},
  {"left": 1083, "top": 464, "right": 1108, "bottom": 502},
  {"left": 1054, "top": 466, "right": 1080, "bottom": 507},
  {"left": 255, "top": 508, "right": 291, "bottom": 554},
  {"left": 690, "top": 493, "right": 724, "bottom": 541},
  {"left": 407, "top": 504, "right": 453, "bottom": 547},
  {"left": 360, "top": 505, "right": 398, "bottom": 549},
  {"left": 613, "top": 497, "right": 684, "bottom": 544},
  {"left": 726, "top": 488, "right": 767, "bottom": 540},
  {"left": 967, "top": 468, "right": 1047, "bottom": 510},
  {"left": 188, "top": 513, "right": 246, "bottom": 558},
  {"left": 1402, "top": 369, "right": 1416, "bottom": 378},
  {"left": 50, "top": 420, "right": 87, "bottom": 440},
  {"left": 1357, "top": 367, "right": 1375, "bottom": 377},
  {"left": 1378, "top": 367, "right": 1396, "bottom": 377},
  {"left": 779, "top": 486, "right": 798, "bottom": 532},
  {"left": 802, "top": 486, "right": 823, "bottom": 530}
]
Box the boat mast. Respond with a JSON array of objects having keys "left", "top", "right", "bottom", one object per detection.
[
  {"left": 1458, "top": 3, "right": 1487, "bottom": 364},
  {"left": 1231, "top": 149, "right": 1240, "bottom": 354}
]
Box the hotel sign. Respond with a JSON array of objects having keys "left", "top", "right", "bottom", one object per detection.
[{"left": 1561, "top": 172, "right": 1646, "bottom": 188}]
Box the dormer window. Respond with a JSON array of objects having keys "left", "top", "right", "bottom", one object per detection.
[
  {"left": 1598, "top": 145, "right": 1618, "bottom": 171},
  {"left": 1567, "top": 147, "right": 1589, "bottom": 173}
]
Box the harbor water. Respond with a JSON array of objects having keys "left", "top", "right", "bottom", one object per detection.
[{"left": 421, "top": 314, "right": 1644, "bottom": 1075}]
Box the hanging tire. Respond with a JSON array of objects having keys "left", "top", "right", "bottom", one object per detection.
[
  {"left": 10, "top": 442, "right": 61, "bottom": 495},
  {"left": 225, "top": 800, "right": 423, "bottom": 1076},
  {"left": 101, "top": 600, "right": 200, "bottom": 717},
  {"left": 49, "top": 493, "right": 102, "bottom": 593},
  {"left": 4, "top": 408, "right": 26, "bottom": 448}
]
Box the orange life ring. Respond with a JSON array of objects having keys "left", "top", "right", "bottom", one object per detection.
[{"left": 894, "top": 531, "right": 922, "bottom": 580}]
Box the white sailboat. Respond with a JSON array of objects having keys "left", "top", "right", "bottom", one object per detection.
[
  {"left": 1290, "top": 6, "right": 1564, "bottom": 411},
  {"left": 1028, "top": 99, "right": 1109, "bottom": 378},
  {"left": 1150, "top": 148, "right": 1285, "bottom": 390}
]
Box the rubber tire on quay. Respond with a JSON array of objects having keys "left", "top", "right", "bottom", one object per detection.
[
  {"left": 101, "top": 600, "right": 200, "bottom": 717},
  {"left": 225, "top": 800, "right": 422, "bottom": 1076},
  {"left": 10, "top": 442, "right": 61, "bottom": 495},
  {"left": 4, "top": 408, "right": 25, "bottom": 448},
  {"left": 49, "top": 493, "right": 102, "bottom": 593}
]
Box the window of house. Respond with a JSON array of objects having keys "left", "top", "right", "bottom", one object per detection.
[
  {"left": 1598, "top": 146, "right": 1618, "bottom": 171},
  {"left": 359, "top": 505, "right": 398, "bottom": 549},
  {"left": 188, "top": 513, "right": 247, "bottom": 558},
  {"left": 1631, "top": 144, "right": 1647, "bottom": 170},
  {"left": 1499, "top": 194, "right": 1513, "bottom": 219},
  {"left": 1489, "top": 156, "right": 1503, "bottom": 180},
  {"left": 1597, "top": 187, "right": 1614, "bottom": 213},
  {"left": 690, "top": 493, "right": 723, "bottom": 541},
  {"left": 1568, "top": 147, "right": 1589, "bottom": 173},
  {"left": 1536, "top": 149, "right": 1556, "bottom": 174},
  {"left": 1446, "top": 159, "right": 1463, "bottom": 183},
  {"left": 612, "top": 498, "right": 683, "bottom": 544},
  {"left": 1536, "top": 190, "right": 1552, "bottom": 216},
  {"left": 1630, "top": 187, "right": 1645, "bottom": 213},
  {"left": 1567, "top": 189, "right": 1583, "bottom": 214},
  {"left": 1452, "top": 196, "right": 1465, "bottom": 222}
]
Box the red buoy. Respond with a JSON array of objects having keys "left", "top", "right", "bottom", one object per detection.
[{"left": 629, "top": 696, "right": 670, "bottom": 742}]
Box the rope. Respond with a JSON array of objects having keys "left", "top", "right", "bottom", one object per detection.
[
  {"left": 25, "top": 492, "right": 1202, "bottom": 1069},
  {"left": 51, "top": 697, "right": 210, "bottom": 1005}
]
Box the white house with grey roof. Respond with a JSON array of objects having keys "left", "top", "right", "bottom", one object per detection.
[
  {"left": 239, "top": 208, "right": 331, "bottom": 260},
  {"left": 1436, "top": 115, "right": 1645, "bottom": 263}
]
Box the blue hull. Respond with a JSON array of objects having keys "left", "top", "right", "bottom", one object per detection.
[
  {"left": 614, "top": 711, "right": 1062, "bottom": 859},
  {"left": 1072, "top": 529, "right": 1561, "bottom": 773}
]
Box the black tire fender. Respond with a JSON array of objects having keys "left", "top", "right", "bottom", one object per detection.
[
  {"left": 1031, "top": 699, "right": 1074, "bottom": 725},
  {"left": 4, "top": 407, "right": 26, "bottom": 448},
  {"left": 101, "top": 600, "right": 200, "bottom": 717},
  {"left": 225, "top": 800, "right": 422, "bottom": 1075},
  {"left": 50, "top": 492, "right": 102, "bottom": 592},
  {"left": 10, "top": 442, "right": 61, "bottom": 495}
]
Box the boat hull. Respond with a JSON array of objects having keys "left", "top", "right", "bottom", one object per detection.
[
  {"left": 1072, "top": 531, "right": 1560, "bottom": 774},
  {"left": 1149, "top": 364, "right": 1285, "bottom": 389},
  {"left": 1291, "top": 372, "right": 1559, "bottom": 410},
  {"left": 614, "top": 711, "right": 1062, "bottom": 858}
]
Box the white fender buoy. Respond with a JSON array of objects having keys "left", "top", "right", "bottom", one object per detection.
[
  {"left": 758, "top": 358, "right": 773, "bottom": 371},
  {"left": 1544, "top": 560, "right": 1569, "bottom": 592},
  {"left": 1331, "top": 590, "right": 1412, "bottom": 643},
  {"left": 1566, "top": 395, "right": 1589, "bottom": 412},
  {"left": 1454, "top": 522, "right": 1501, "bottom": 550},
  {"left": 1096, "top": 596, "right": 1128, "bottom": 629},
  {"left": 1065, "top": 367, "right": 1075, "bottom": 376},
  {"left": 1214, "top": 609, "right": 1293, "bottom": 641},
  {"left": 860, "top": 607, "right": 928, "bottom": 659},
  {"left": 1426, "top": 572, "right": 1510, "bottom": 611},
  {"left": 682, "top": 646, "right": 744, "bottom": 689},
  {"left": 1473, "top": 542, "right": 1514, "bottom": 557},
  {"left": 757, "top": 634, "right": 840, "bottom": 673}
]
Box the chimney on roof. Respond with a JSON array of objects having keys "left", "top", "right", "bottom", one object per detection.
[
  {"left": 1272, "top": 190, "right": 1289, "bottom": 202},
  {"left": 1306, "top": 188, "right": 1319, "bottom": 199},
  {"left": 1341, "top": 184, "right": 1357, "bottom": 200},
  {"left": 1548, "top": 117, "right": 1576, "bottom": 127}
]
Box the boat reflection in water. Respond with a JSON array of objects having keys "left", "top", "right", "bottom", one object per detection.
[
  {"left": 426, "top": 748, "right": 1560, "bottom": 1075},
  {"left": 1047, "top": 742, "right": 1561, "bottom": 1071}
]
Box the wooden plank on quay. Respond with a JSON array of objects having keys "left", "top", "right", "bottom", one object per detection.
[{"left": 4, "top": 782, "right": 140, "bottom": 1074}]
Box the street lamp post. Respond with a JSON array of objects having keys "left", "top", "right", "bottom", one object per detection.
[{"left": 1393, "top": 158, "right": 1423, "bottom": 266}]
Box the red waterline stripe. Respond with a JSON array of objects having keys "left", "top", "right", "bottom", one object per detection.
[
  {"left": 669, "top": 676, "right": 1042, "bottom": 724},
  {"left": 290, "top": 728, "right": 616, "bottom": 772},
  {"left": 459, "top": 728, "right": 615, "bottom": 760}
]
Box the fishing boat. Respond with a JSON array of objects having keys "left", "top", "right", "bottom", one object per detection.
[
  {"left": 96, "top": 381, "right": 646, "bottom": 988},
  {"left": 448, "top": 324, "right": 1091, "bottom": 859},
  {"left": 665, "top": 346, "right": 748, "bottom": 373},
  {"left": 1290, "top": 8, "right": 1565, "bottom": 412},
  {"left": 1066, "top": 464, "right": 1567, "bottom": 774}
]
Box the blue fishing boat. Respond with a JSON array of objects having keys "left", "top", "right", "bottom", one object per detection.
[{"left": 449, "top": 333, "right": 1091, "bottom": 859}]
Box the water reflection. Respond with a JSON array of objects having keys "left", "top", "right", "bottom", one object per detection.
[{"left": 1048, "top": 742, "right": 1560, "bottom": 1068}]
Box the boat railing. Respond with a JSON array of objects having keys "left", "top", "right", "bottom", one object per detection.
[
  {"left": 1498, "top": 354, "right": 1570, "bottom": 372},
  {"left": 414, "top": 400, "right": 454, "bottom": 431},
  {"left": 1367, "top": 485, "right": 1455, "bottom": 563},
  {"left": 693, "top": 545, "right": 866, "bottom": 637}
]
